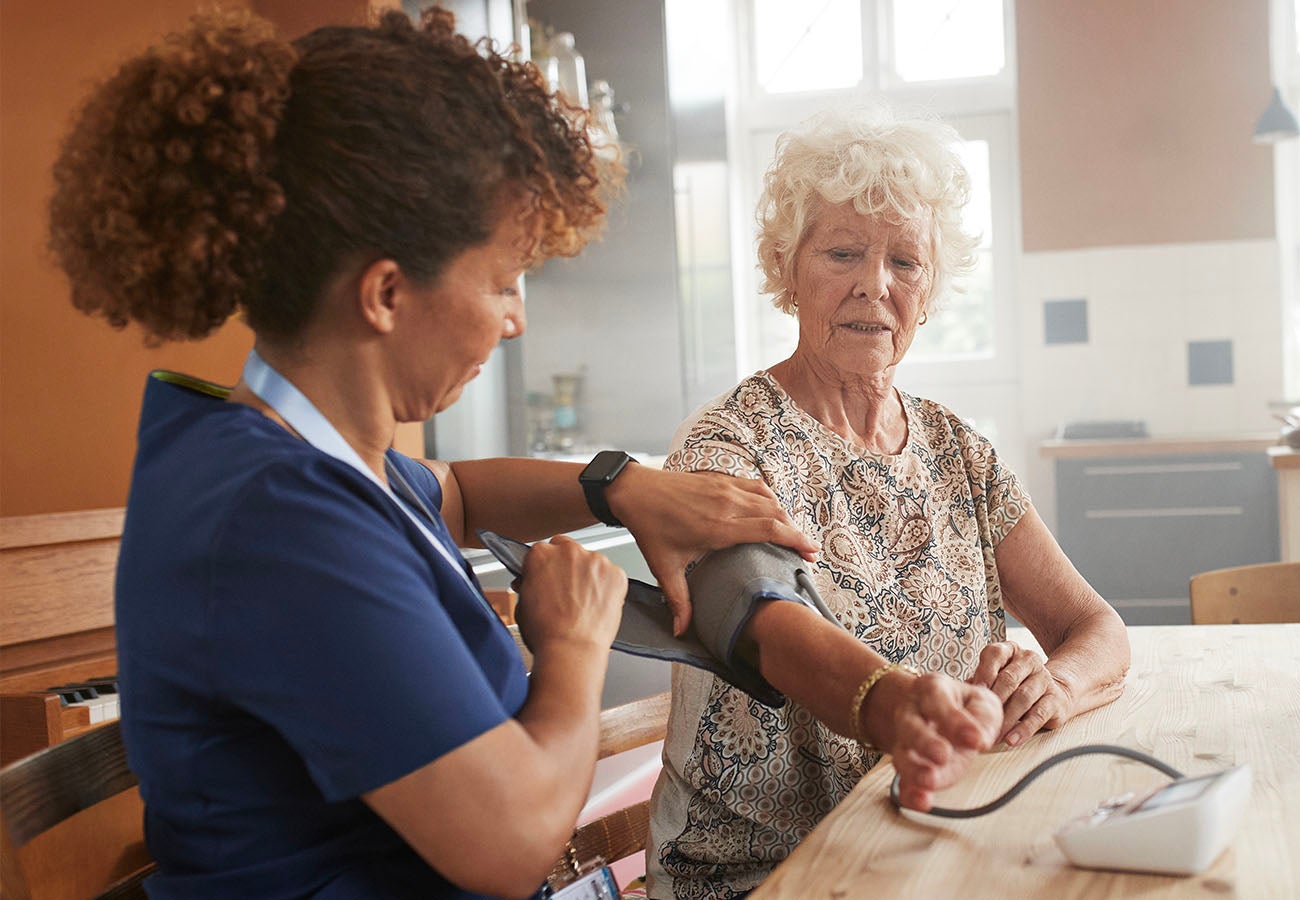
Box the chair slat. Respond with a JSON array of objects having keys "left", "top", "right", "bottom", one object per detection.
[
  {"left": 507, "top": 624, "right": 534, "bottom": 672},
  {"left": 95, "top": 863, "right": 156, "bottom": 900},
  {"left": 545, "top": 690, "right": 671, "bottom": 892},
  {"left": 1190, "top": 562, "right": 1300, "bottom": 624},
  {"left": 598, "top": 692, "right": 670, "bottom": 760},
  {"left": 547, "top": 800, "right": 652, "bottom": 886},
  {"left": 0, "top": 719, "right": 138, "bottom": 848}
]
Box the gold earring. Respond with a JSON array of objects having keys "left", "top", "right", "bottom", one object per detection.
[{"left": 919, "top": 311, "right": 928, "bottom": 325}]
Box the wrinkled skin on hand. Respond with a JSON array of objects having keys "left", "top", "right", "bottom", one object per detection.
[
  {"left": 880, "top": 673, "right": 1003, "bottom": 812},
  {"left": 967, "top": 641, "right": 1075, "bottom": 747}
]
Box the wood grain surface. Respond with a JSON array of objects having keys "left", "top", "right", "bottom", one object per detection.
[{"left": 751, "top": 625, "right": 1300, "bottom": 899}]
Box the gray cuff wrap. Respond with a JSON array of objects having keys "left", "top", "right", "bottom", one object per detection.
[
  {"left": 477, "top": 532, "right": 835, "bottom": 708},
  {"left": 681, "top": 542, "right": 832, "bottom": 705}
]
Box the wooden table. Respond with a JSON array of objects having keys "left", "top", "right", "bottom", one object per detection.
[{"left": 750, "top": 625, "right": 1300, "bottom": 899}]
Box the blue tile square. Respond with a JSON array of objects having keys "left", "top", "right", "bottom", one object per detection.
[
  {"left": 1187, "top": 340, "right": 1234, "bottom": 386},
  {"left": 1043, "top": 298, "right": 1088, "bottom": 345}
]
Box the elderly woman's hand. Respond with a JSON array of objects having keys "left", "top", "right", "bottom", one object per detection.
[
  {"left": 967, "top": 641, "right": 1075, "bottom": 747},
  {"left": 867, "top": 671, "right": 1002, "bottom": 812},
  {"left": 608, "top": 467, "right": 819, "bottom": 636}
]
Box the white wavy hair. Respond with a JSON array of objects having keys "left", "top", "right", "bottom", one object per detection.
[{"left": 755, "top": 104, "right": 981, "bottom": 314}]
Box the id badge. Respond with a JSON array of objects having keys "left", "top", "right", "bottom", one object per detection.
[{"left": 543, "top": 865, "right": 620, "bottom": 900}]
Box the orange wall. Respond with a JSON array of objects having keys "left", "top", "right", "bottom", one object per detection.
[
  {"left": 1017, "top": 0, "right": 1276, "bottom": 252},
  {"left": 0, "top": 0, "right": 408, "bottom": 517}
]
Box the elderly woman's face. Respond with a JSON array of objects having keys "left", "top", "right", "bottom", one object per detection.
[{"left": 790, "top": 200, "right": 934, "bottom": 380}]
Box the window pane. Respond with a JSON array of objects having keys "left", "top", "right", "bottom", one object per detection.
[
  {"left": 892, "top": 0, "right": 1004, "bottom": 82},
  {"left": 908, "top": 138, "right": 994, "bottom": 359},
  {"left": 955, "top": 139, "right": 992, "bottom": 248},
  {"left": 675, "top": 162, "right": 739, "bottom": 406},
  {"left": 754, "top": 0, "right": 862, "bottom": 94},
  {"left": 907, "top": 249, "right": 994, "bottom": 358}
]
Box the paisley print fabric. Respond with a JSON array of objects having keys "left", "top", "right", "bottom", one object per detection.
[{"left": 645, "top": 372, "right": 1030, "bottom": 900}]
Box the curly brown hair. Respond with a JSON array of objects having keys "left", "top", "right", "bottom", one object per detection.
[{"left": 48, "top": 6, "right": 616, "bottom": 342}]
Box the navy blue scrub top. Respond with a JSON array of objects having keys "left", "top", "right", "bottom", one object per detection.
[{"left": 115, "top": 373, "right": 532, "bottom": 899}]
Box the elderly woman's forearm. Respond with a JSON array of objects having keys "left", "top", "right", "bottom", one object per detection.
[
  {"left": 741, "top": 602, "right": 890, "bottom": 740},
  {"left": 1044, "top": 608, "right": 1131, "bottom": 715}
]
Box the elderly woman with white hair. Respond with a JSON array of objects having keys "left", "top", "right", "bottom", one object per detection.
[{"left": 645, "top": 107, "right": 1130, "bottom": 899}]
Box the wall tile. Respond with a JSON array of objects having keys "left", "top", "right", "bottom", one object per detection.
[
  {"left": 1043, "top": 298, "right": 1089, "bottom": 344},
  {"left": 1187, "top": 339, "right": 1234, "bottom": 386}
]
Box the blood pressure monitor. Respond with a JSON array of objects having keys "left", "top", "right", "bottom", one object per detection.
[
  {"left": 1054, "top": 764, "right": 1252, "bottom": 876},
  {"left": 894, "top": 746, "right": 1251, "bottom": 878}
]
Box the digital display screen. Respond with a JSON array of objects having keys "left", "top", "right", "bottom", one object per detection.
[{"left": 1136, "top": 775, "right": 1215, "bottom": 812}]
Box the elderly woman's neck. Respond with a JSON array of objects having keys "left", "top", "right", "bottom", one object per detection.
[{"left": 768, "top": 357, "right": 907, "bottom": 455}]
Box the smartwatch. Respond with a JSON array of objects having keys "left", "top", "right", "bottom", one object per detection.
[{"left": 579, "top": 450, "right": 635, "bottom": 527}]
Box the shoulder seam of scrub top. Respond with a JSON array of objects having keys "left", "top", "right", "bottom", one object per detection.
[{"left": 150, "top": 369, "right": 233, "bottom": 399}]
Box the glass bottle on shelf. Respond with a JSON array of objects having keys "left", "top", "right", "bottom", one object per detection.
[
  {"left": 589, "top": 79, "right": 620, "bottom": 145},
  {"left": 547, "top": 31, "right": 588, "bottom": 107},
  {"left": 551, "top": 371, "right": 583, "bottom": 451}
]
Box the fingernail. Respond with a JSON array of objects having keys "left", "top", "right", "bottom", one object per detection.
[{"left": 1006, "top": 733, "right": 1021, "bottom": 747}]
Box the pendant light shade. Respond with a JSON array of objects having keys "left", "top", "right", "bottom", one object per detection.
[{"left": 1253, "top": 86, "right": 1300, "bottom": 143}]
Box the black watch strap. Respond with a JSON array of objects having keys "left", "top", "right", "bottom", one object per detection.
[{"left": 579, "top": 450, "right": 634, "bottom": 527}]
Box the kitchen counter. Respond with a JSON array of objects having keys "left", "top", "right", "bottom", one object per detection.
[
  {"left": 1039, "top": 434, "right": 1281, "bottom": 623},
  {"left": 1039, "top": 433, "right": 1279, "bottom": 458}
]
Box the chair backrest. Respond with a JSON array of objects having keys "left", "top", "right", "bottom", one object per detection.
[
  {"left": 545, "top": 691, "right": 671, "bottom": 889},
  {"left": 0, "top": 719, "right": 153, "bottom": 900},
  {"left": 1189, "top": 561, "right": 1300, "bottom": 624}
]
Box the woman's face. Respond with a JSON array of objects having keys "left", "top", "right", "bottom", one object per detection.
[
  {"left": 789, "top": 200, "right": 934, "bottom": 382},
  {"left": 394, "top": 209, "right": 529, "bottom": 420}
]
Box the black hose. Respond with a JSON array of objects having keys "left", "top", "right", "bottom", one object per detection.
[{"left": 889, "top": 744, "right": 1186, "bottom": 818}]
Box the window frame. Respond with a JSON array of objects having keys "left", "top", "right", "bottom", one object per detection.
[{"left": 727, "top": 0, "right": 1020, "bottom": 385}]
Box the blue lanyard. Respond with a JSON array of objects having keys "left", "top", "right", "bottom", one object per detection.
[{"left": 241, "top": 349, "right": 481, "bottom": 597}]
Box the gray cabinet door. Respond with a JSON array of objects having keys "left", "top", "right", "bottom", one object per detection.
[{"left": 1055, "top": 452, "right": 1280, "bottom": 624}]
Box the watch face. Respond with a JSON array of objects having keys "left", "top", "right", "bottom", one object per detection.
[{"left": 582, "top": 450, "right": 631, "bottom": 483}]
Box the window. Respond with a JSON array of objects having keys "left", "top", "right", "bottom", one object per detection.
[
  {"left": 903, "top": 138, "right": 993, "bottom": 360},
  {"left": 752, "top": 0, "right": 863, "bottom": 94},
  {"left": 890, "top": 0, "right": 1006, "bottom": 83},
  {"left": 730, "top": 1, "right": 1017, "bottom": 385},
  {"left": 1281, "top": 0, "right": 1300, "bottom": 400}
]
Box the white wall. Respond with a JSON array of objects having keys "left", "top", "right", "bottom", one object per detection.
[{"left": 1016, "top": 238, "right": 1284, "bottom": 528}]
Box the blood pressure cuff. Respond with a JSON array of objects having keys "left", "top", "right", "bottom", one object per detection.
[{"left": 477, "top": 532, "right": 835, "bottom": 708}]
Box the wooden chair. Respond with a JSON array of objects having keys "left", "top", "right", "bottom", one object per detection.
[
  {"left": 506, "top": 625, "right": 669, "bottom": 892},
  {"left": 501, "top": 626, "right": 670, "bottom": 894},
  {"left": 1189, "top": 561, "right": 1300, "bottom": 624},
  {"left": 0, "top": 718, "right": 153, "bottom": 900},
  {"left": 545, "top": 691, "right": 671, "bottom": 893}
]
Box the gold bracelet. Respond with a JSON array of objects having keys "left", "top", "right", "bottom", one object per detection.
[{"left": 849, "top": 662, "right": 919, "bottom": 751}]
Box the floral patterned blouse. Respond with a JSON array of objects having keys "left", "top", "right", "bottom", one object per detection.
[{"left": 646, "top": 372, "right": 1030, "bottom": 900}]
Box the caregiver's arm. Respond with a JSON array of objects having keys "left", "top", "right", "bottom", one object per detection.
[{"left": 429, "top": 457, "right": 817, "bottom": 632}]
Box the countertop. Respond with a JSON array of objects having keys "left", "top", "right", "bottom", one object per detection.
[
  {"left": 1039, "top": 433, "right": 1279, "bottom": 458},
  {"left": 1267, "top": 445, "right": 1300, "bottom": 469}
]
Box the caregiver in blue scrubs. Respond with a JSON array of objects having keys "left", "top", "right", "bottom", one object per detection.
[{"left": 45, "top": 8, "right": 816, "bottom": 899}]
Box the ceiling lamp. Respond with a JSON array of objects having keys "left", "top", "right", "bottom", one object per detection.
[{"left": 1253, "top": 86, "right": 1300, "bottom": 143}]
